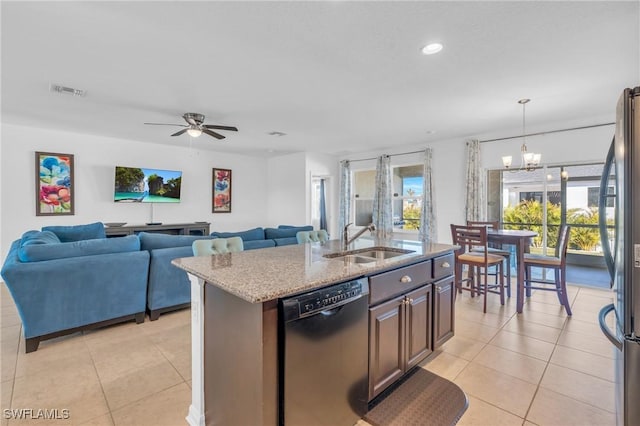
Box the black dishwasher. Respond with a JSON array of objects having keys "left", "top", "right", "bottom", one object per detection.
[{"left": 279, "top": 278, "right": 369, "bottom": 426}]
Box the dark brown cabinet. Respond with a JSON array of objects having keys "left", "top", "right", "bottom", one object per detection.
[
  {"left": 433, "top": 277, "right": 455, "bottom": 349},
  {"left": 368, "top": 284, "right": 432, "bottom": 400}
]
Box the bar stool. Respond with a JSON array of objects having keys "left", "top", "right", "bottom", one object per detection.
[
  {"left": 451, "top": 224, "right": 506, "bottom": 313},
  {"left": 467, "top": 220, "right": 512, "bottom": 297}
]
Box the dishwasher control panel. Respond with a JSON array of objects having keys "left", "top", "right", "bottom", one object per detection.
[{"left": 281, "top": 279, "right": 369, "bottom": 321}]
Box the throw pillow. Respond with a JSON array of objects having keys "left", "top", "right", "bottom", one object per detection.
[{"left": 42, "top": 222, "right": 106, "bottom": 242}]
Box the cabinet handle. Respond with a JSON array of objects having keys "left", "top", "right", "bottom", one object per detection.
[
  {"left": 442, "top": 262, "right": 451, "bottom": 268},
  {"left": 400, "top": 275, "right": 412, "bottom": 283}
]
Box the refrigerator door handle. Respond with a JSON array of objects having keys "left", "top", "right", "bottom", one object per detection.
[
  {"left": 598, "top": 137, "right": 616, "bottom": 286},
  {"left": 599, "top": 303, "right": 623, "bottom": 350}
]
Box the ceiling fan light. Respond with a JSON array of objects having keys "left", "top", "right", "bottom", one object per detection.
[{"left": 187, "top": 128, "right": 202, "bottom": 137}]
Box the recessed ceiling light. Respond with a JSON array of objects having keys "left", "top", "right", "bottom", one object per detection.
[{"left": 421, "top": 43, "right": 443, "bottom": 55}]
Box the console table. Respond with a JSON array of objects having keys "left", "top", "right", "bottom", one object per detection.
[{"left": 104, "top": 222, "right": 210, "bottom": 237}]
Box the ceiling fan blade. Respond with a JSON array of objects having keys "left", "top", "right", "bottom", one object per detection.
[
  {"left": 203, "top": 125, "right": 238, "bottom": 132},
  {"left": 202, "top": 128, "right": 226, "bottom": 140},
  {"left": 171, "top": 129, "right": 188, "bottom": 137},
  {"left": 144, "top": 123, "right": 187, "bottom": 127}
]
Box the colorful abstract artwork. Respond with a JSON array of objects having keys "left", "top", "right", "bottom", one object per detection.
[
  {"left": 212, "top": 168, "right": 232, "bottom": 213},
  {"left": 36, "top": 152, "right": 74, "bottom": 216}
]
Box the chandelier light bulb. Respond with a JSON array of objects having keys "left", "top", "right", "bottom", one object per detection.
[{"left": 502, "top": 156, "right": 513, "bottom": 168}]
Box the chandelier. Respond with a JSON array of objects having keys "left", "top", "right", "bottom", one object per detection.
[{"left": 502, "top": 98, "right": 541, "bottom": 171}]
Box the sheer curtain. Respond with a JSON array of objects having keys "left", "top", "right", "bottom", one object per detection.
[
  {"left": 465, "top": 139, "right": 486, "bottom": 222},
  {"left": 338, "top": 160, "right": 351, "bottom": 240},
  {"left": 419, "top": 148, "right": 437, "bottom": 243},
  {"left": 372, "top": 155, "right": 393, "bottom": 239}
]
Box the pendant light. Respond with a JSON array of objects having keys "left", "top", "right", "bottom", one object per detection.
[{"left": 502, "top": 98, "right": 541, "bottom": 171}]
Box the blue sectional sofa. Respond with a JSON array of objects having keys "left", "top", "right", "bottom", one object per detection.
[
  {"left": 140, "top": 232, "right": 214, "bottom": 320},
  {"left": 1, "top": 223, "right": 149, "bottom": 352},
  {"left": 1, "top": 223, "right": 319, "bottom": 351},
  {"left": 146, "top": 225, "right": 314, "bottom": 319}
]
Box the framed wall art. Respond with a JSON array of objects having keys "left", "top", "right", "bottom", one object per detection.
[
  {"left": 35, "top": 151, "right": 75, "bottom": 216},
  {"left": 212, "top": 168, "right": 232, "bottom": 213}
]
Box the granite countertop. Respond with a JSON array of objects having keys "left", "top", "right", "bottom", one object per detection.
[{"left": 172, "top": 238, "right": 456, "bottom": 304}]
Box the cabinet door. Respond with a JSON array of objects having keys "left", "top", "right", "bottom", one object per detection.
[
  {"left": 433, "top": 277, "right": 455, "bottom": 349},
  {"left": 368, "top": 296, "right": 405, "bottom": 400},
  {"left": 405, "top": 285, "right": 433, "bottom": 370}
]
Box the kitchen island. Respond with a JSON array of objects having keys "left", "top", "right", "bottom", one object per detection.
[{"left": 173, "top": 238, "right": 457, "bottom": 426}]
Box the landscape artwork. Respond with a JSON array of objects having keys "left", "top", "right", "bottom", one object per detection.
[
  {"left": 36, "top": 151, "right": 74, "bottom": 216},
  {"left": 212, "top": 168, "right": 232, "bottom": 213},
  {"left": 114, "top": 166, "right": 182, "bottom": 203}
]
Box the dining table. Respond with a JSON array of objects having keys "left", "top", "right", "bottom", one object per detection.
[{"left": 487, "top": 229, "right": 538, "bottom": 314}]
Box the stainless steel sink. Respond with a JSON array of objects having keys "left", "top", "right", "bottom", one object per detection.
[
  {"left": 338, "top": 255, "right": 378, "bottom": 264},
  {"left": 354, "top": 250, "right": 409, "bottom": 259},
  {"left": 323, "top": 247, "right": 415, "bottom": 262}
]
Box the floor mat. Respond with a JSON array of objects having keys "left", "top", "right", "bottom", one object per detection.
[{"left": 364, "top": 368, "right": 468, "bottom": 426}]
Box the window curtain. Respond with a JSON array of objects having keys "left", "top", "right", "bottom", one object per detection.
[
  {"left": 419, "top": 148, "right": 437, "bottom": 243},
  {"left": 465, "top": 139, "right": 486, "bottom": 222},
  {"left": 319, "top": 179, "right": 327, "bottom": 231},
  {"left": 338, "top": 160, "right": 351, "bottom": 241},
  {"left": 372, "top": 155, "right": 393, "bottom": 239}
]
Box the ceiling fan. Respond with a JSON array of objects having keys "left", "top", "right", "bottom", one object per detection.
[{"left": 144, "top": 113, "right": 238, "bottom": 140}]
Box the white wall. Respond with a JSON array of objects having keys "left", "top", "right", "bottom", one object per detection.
[
  {"left": 266, "top": 152, "right": 307, "bottom": 227},
  {"left": 480, "top": 124, "right": 614, "bottom": 170},
  {"left": 0, "top": 124, "right": 269, "bottom": 257}
]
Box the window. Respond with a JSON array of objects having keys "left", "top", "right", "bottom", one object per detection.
[
  {"left": 492, "top": 162, "right": 612, "bottom": 262},
  {"left": 353, "top": 165, "right": 424, "bottom": 231}
]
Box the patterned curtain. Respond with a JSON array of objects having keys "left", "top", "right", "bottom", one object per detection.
[
  {"left": 338, "top": 160, "right": 352, "bottom": 241},
  {"left": 419, "top": 148, "right": 437, "bottom": 243},
  {"left": 372, "top": 155, "right": 393, "bottom": 239},
  {"left": 465, "top": 140, "right": 486, "bottom": 222}
]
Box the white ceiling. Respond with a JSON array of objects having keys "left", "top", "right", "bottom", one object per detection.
[{"left": 2, "top": 1, "right": 639, "bottom": 157}]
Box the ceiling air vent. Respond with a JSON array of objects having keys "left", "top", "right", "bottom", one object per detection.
[{"left": 50, "top": 83, "right": 86, "bottom": 97}]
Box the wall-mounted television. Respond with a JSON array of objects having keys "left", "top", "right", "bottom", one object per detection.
[{"left": 114, "top": 166, "right": 182, "bottom": 203}]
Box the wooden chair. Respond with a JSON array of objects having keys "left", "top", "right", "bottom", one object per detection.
[
  {"left": 467, "top": 220, "right": 512, "bottom": 297},
  {"left": 523, "top": 225, "right": 572, "bottom": 315},
  {"left": 451, "top": 224, "right": 506, "bottom": 313}
]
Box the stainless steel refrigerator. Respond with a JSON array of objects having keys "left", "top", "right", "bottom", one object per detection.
[{"left": 599, "top": 86, "right": 640, "bottom": 426}]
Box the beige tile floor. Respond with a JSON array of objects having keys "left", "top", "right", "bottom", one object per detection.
[{"left": 1, "top": 282, "right": 615, "bottom": 425}]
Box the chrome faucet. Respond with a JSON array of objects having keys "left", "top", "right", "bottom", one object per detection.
[{"left": 343, "top": 223, "right": 376, "bottom": 250}]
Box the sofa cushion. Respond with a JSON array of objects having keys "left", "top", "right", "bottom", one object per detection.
[
  {"left": 20, "top": 230, "right": 61, "bottom": 246},
  {"left": 278, "top": 225, "right": 315, "bottom": 230},
  {"left": 265, "top": 226, "right": 313, "bottom": 239},
  {"left": 42, "top": 222, "right": 106, "bottom": 242},
  {"left": 139, "top": 232, "right": 211, "bottom": 251},
  {"left": 211, "top": 227, "right": 265, "bottom": 242},
  {"left": 273, "top": 237, "right": 298, "bottom": 246},
  {"left": 244, "top": 239, "right": 276, "bottom": 250},
  {"left": 18, "top": 234, "right": 140, "bottom": 263}
]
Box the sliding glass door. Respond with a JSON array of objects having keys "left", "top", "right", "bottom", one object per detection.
[{"left": 489, "top": 162, "right": 610, "bottom": 266}]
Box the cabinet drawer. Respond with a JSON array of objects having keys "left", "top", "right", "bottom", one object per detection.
[
  {"left": 432, "top": 254, "right": 454, "bottom": 280},
  {"left": 369, "top": 261, "right": 431, "bottom": 306}
]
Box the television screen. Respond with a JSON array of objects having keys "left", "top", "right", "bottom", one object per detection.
[{"left": 114, "top": 166, "right": 182, "bottom": 203}]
